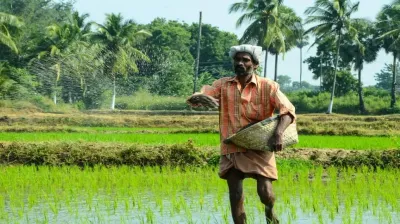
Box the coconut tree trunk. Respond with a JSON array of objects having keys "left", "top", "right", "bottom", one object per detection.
[
  {"left": 53, "top": 91, "right": 57, "bottom": 105},
  {"left": 358, "top": 67, "right": 366, "bottom": 114},
  {"left": 391, "top": 52, "right": 397, "bottom": 108},
  {"left": 274, "top": 53, "right": 278, "bottom": 82},
  {"left": 53, "top": 62, "right": 61, "bottom": 105},
  {"left": 69, "top": 91, "right": 72, "bottom": 104},
  {"left": 300, "top": 47, "right": 303, "bottom": 88},
  {"left": 53, "top": 81, "right": 57, "bottom": 105},
  {"left": 111, "top": 75, "right": 116, "bottom": 110},
  {"left": 320, "top": 56, "right": 323, "bottom": 91},
  {"left": 263, "top": 50, "right": 268, "bottom": 78},
  {"left": 327, "top": 33, "right": 342, "bottom": 114}
]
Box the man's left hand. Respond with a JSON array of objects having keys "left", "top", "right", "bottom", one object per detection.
[
  {"left": 273, "top": 132, "right": 284, "bottom": 152},
  {"left": 271, "top": 114, "right": 293, "bottom": 152}
]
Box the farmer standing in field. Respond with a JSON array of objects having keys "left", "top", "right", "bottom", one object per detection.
[{"left": 187, "top": 44, "right": 296, "bottom": 224}]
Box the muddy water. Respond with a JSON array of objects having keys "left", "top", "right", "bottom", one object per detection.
[{"left": 3, "top": 184, "right": 399, "bottom": 224}]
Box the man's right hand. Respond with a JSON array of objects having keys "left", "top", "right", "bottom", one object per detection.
[{"left": 187, "top": 93, "right": 219, "bottom": 109}]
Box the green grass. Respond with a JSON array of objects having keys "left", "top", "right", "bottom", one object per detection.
[
  {"left": 0, "top": 125, "right": 213, "bottom": 134},
  {"left": 0, "top": 132, "right": 398, "bottom": 149},
  {"left": 0, "top": 132, "right": 220, "bottom": 146},
  {"left": 296, "top": 135, "right": 399, "bottom": 150},
  {"left": 0, "top": 165, "right": 399, "bottom": 223},
  {"left": 87, "top": 126, "right": 174, "bottom": 131}
]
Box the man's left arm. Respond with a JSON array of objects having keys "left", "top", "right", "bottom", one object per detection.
[
  {"left": 270, "top": 85, "right": 296, "bottom": 152},
  {"left": 274, "top": 114, "right": 294, "bottom": 151}
]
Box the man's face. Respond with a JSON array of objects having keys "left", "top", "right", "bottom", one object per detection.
[{"left": 233, "top": 52, "right": 258, "bottom": 76}]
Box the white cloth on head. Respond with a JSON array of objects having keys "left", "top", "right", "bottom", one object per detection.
[{"left": 229, "top": 44, "right": 263, "bottom": 64}]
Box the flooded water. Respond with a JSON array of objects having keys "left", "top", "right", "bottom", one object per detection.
[{"left": 2, "top": 177, "right": 399, "bottom": 224}]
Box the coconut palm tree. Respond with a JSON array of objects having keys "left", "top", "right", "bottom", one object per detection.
[
  {"left": 37, "top": 11, "right": 90, "bottom": 104},
  {"left": 90, "top": 13, "right": 151, "bottom": 110},
  {"left": 295, "top": 23, "right": 309, "bottom": 88},
  {"left": 38, "top": 24, "right": 78, "bottom": 104},
  {"left": 341, "top": 19, "right": 379, "bottom": 113},
  {"left": 70, "top": 11, "right": 91, "bottom": 37},
  {"left": 305, "top": 0, "right": 360, "bottom": 114},
  {"left": 229, "top": 0, "right": 283, "bottom": 78},
  {"left": 0, "top": 12, "right": 23, "bottom": 54},
  {"left": 376, "top": 0, "right": 400, "bottom": 108},
  {"left": 230, "top": 1, "right": 301, "bottom": 80},
  {"left": 268, "top": 5, "right": 301, "bottom": 81}
]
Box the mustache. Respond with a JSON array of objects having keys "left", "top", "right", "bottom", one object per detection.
[{"left": 235, "top": 65, "right": 245, "bottom": 70}]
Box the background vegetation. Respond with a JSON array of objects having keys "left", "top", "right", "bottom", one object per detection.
[{"left": 0, "top": 0, "right": 399, "bottom": 115}]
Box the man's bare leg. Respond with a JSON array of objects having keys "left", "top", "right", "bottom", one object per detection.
[
  {"left": 226, "top": 168, "right": 246, "bottom": 224},
  {"left": 257, "top": 176, "right": 279, "bottom": 224}
]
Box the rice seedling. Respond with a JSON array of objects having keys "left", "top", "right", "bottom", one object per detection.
[
  {"left": 0, "top": 164, "right": 399, "bottom": 223},
  {"left": 0, "top": 132, "right": 398, "bottom": 150}
]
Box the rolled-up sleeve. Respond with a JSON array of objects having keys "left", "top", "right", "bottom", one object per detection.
[
  {"left": 270, "top": 83, "right": 296, "bottom": 123},
  {"left": 186, "top": 79, "right": 223, "bottom": 106},
  {"left": 200, "top": 79, "right": 222, "bottom": 100}
]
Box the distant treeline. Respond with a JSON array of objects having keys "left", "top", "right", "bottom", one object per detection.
[{"left": 0, "top": 0, "right": 399, "bottom": 114}]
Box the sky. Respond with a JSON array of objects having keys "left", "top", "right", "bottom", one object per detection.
[{"left": 74, "top": 0, "right": 393, "bottom": 86}]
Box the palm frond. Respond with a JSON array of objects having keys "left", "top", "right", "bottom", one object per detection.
[
  {"left": 0, "top": 32, "right": 18, "bottom": 53},
  {"left": 378, "top": 29, "right": 400, "bottom": 40},
  {"left": 50, "top": 45, "right": 61, "bottom": 56},
  {"left": 243, "top": 17, "right": 268, "bottom": 44},
  {"left": 229, "top": 2, "right": 249, "bottom": 13},
  {"left": 236, "top": 12, "right": 260, "bottom": 28},
  {"left": 134, "top": 30, "right": 152, "bottom": 38},
  {"left": 346, "top": 1, "right": 360, "bottom": 16},
  {"left": 0, "top": 12, "right": 23, "bottom": 28}
]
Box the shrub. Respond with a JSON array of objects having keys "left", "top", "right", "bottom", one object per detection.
[
  {"left": 1, "top": 142, "right": 399, "bottom": 168},
  {"left": 287, "top": 90, "right": 400, "bottom": 115},
  {"left": 0, "top": 141, "right": 218, "bottom": 167}
]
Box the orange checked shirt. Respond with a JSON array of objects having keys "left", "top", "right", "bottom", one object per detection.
[{"left": 196, "top": 74, "right": 296, "bottom": 155}]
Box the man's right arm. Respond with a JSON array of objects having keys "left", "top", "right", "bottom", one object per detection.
[{"left": 186, "top": 79, "right": 223, "bottom": 108}]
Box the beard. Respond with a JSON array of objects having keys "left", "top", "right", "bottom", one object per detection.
[{"left": 235, "top": 66, "right": 254, "bottom": 76}]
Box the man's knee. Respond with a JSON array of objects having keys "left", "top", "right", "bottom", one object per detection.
[
  {"left": 226, "top": 169, "right": 244, "bottom": 201},
  {"left": 257, "top": 180, "right": 275, "bottom": 207},
  {"left": 260, "top": 191, "right": 275, "bottom": 207}
]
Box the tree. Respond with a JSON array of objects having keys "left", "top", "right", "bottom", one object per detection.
[
  {"left": 60, "top": 42, "right": 105, "bottom": 104},
  {"left": 134, "top": 18, "right": 195, "bottom": 96},
  {"left": 375, "top": 63, "right": 400, "bottom": 91},
  {"left": 341, "top": 19, "right": 379, "bottom": 113},
  {"left": 90, "top": 13, "right": 151, "bottom": 110},
  {"left": 295, "top": 23, "right": 309, "bottom": 88},
  {"left": 36, "top": 11, "right": 91, "bottom": 104},
  {"left": 305, "top": 0, "right": 360, "bottom": 114},
  {"left": 229, "top": 0, "right": 283, "bottom": 78},
  {"left": 277, "top": 74, "right": 292, "bottom": 90},
  {"left": 305, "top": 37, "right": 337, "bottom": 91},
  {"left": 0, "top": 0, "right": 74, "bottom": 65},
  {"left": 268, "top": 5, "right": 302, "bottom": 81},
  {"left": 154, "top": 55, "right": 193, "bottom": 96},
  {"left": 197, "top": 72, "right": 216, "bottom": 89},
  {"left": 322, "top": 70, "right": 358, "bottom": 96},
  {"left": 376, "top": 0, "right": 400, "bottom": 108},
  {"left": 0, "top": 12, "right": 23, "bottom": 54},
  {"left": 189, "top": 23, "right": 238, "bottom": 78},
  {"left": 292, "top": 80, "right": 314, "bottom": 90},
  {"left": 37, "top": 24, "right": 75, "bottom": 104},
  {"left": 0, "top": 61, "right": 38, "bottom": 100}
]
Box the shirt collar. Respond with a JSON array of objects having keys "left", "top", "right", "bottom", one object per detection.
[{"left": 228, "top": 74, "right": 259, "bottom": 88}]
